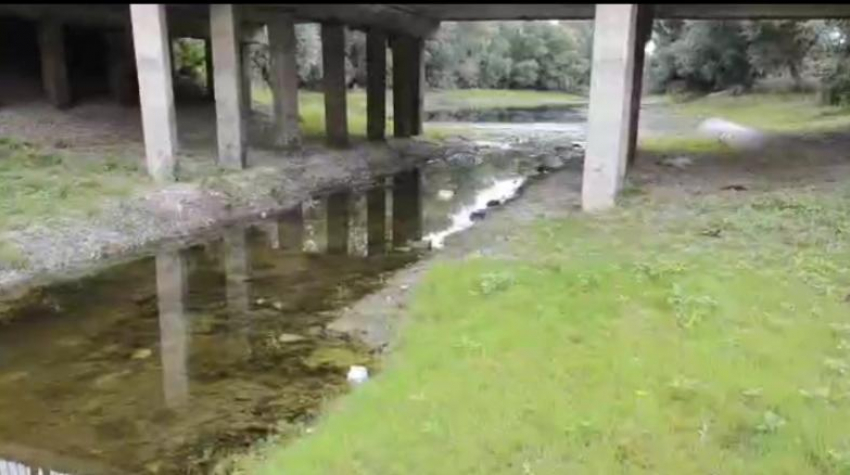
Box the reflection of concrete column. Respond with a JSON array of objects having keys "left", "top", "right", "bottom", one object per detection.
[
  {"left": 302, "top": 197, "right": 328, "bottom": 253},
  {"left": 327, "top": 191, "right": 350, "bottom": 254},
  {"left": 582, "top": 4, "right": 639, "bottom": 212},
  {"left": 262, "top": 221, "right": 281, "bottom": 249},
  {"left": 211, "top": 4, "right": 247, "bottom": 169},
  {"left": 367, "top": 182, "right": 388, "bottom": 254},
  {"left": 223, "top": 227, "right": 251, "bottom": 317},
  {"left": 279, "top": 205, "right": 304, "bottom": 251},
  {"left": 392, "top": 169, "right": 422, "bottom": 247},
  {"left": 321, "top": 23, "right": 348, "bottom": 147},
  {"left": 349, "top": 191, "right": 369, "bottom": 257},
  {"left": 156, "top": 250, "right": 189, "bottom": 409},
  {"left": 130, "top": 4, "right": 178, "bottom": 183}
]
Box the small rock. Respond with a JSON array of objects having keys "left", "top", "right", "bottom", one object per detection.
[
  {"left": 437, "top": 189, "right": 455, "bottom": 201},
  {"left": 658, "top": 156, "right": 693, "bottom": 169},
  {"left": 131, "top": 348, "right": 153, "bottom": 360},
  {"left": 272, "top": 301, "right": 284, "bottom": 311},
  {"left": 470, "top": 210, "right": 486, "bottom": 221},
  {"left": 255, "top": 297, "right": 268, "bottom": 306},
  {"left": 277, "top": 333, "right": 306, "bottom": 344},
  {"left": 347, "top": 365, "right": 369, "bottom": 386},
  {"left": 721, "top": 184, "right": 748, "bottom": 191},
  {"left": 486, "top": 199, "right": 501, "bottom": 208}
]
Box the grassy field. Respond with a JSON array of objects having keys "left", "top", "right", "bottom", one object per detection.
[{"left": 240, "top": 182, "right": 850, "bottom": 474}]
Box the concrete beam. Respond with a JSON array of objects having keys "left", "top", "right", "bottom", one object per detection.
[
  {"left": 211, "top": 4, "right": 247, "bottom": 169},
  {"left": 406, "top": 4, "right": 595, "bottom": 20},
  {"left": 130, "top": 4, "right": 178, "bottom": 183},
  {"left": 38, "top": 19, "right": 71, "bottom": 109},
  {"left": 268, "top": 14, "right": 301, "bottom": 148},
  {"left": 581, "top": 4, "right": 639, "bottom": 212},
  {"left": 366, "top": 29, "right": 387, "bottom": 141},
  {"left": 321, "top": 23, "right": 349, "bottom": 147}
]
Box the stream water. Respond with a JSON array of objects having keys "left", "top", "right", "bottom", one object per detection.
[{"left": 0, "top": 148, "right": 566, "bottom": 474}]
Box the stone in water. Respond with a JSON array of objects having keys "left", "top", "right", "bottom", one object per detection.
[{"left": 347, "top": 365, "right": 369, "bottom": 385}]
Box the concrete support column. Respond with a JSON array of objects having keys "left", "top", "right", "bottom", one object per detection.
[
  {"left": 366, "top": 29, "right": 387, "bottom": 141},
  {"left": 156, "top": 250, "right": 189, "bottom": 409},
  {"left": 268, "top": 14, "right": 301, "bottom": 148},
  {"left": 241, "top": 41, "right": 253, "bottom": 117},
  {"left": 392, "top": 35, "right": 423, "bottom": 138},
  {"left": 211, "top": 4, "right": 247, "bottom": 169},
  {"left": 321, "top": 23, "right": 348, "bottom": 147},
  {"left": 204, "top": 38, "right": 214, "bottom": 99},
  {"left": 581, "top": 4, "right": 639, "bottom": 212},
  {"left": 38, "top": 19, "right": 71, "bottom": 109},
  {"left": 130, "top": 4, "right": 178, "bottom": 183},
  {"left": 106, "top": 29, "right": 137, "bottom": 106},
  {"left": 627, "top": 5, "right": 654, "bottom": 167}
]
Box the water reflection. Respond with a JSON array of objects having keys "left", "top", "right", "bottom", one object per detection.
[
  {"left": 0, "top": 161, "right": 545, "bottom": 474},
  {"left": 156, "top": 250, "right": 190, "bottom": 410}
]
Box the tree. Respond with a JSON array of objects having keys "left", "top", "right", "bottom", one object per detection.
[{"left": 743, "top": 20, "right": 817, "bottom": 90}]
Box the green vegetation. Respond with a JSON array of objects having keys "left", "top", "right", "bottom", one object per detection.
[
  {"left": 0, "top": 138, "right": 150, "bottom": 232},
  {"left": 669, "top": 93, "right": 850, "bottom": 133},
  {"left": 638, "top": 136, "right": 734, "bottom": 156},
  {"left": 241, "top": 182, "right": 850, "bottom": 474},
  {"left": 425, "top": 89, "right": 584, "bottom": 112}
]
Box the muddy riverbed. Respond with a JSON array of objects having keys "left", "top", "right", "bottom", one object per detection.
[{"left": 0, "top": 141, "right": 582, "bottom": 474}]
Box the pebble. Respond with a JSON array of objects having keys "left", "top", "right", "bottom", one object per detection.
[
  {"left": 347, "top": 365, "right": 369, "bottom": 385},
  {"left": 131, "top": 348, "right": 153, "bottom": 360}
]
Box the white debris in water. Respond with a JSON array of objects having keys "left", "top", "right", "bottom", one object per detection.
[
  {"left": 424, "top": 177, "right": 526, "bottom": 249},
  {"left": 697, "top": 118, "right": 766, "bottom": 151},
  {"left": 347, "top": 365, "right": 369, "bottom": 386},
  {"left": 473, "top": 140, "right": 513, "bottom": 150},
  {"left": 437, "top": 189, "right": 455, "bottom": 201}
]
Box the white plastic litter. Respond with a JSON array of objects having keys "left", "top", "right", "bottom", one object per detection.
[
  {"left": 347, "top": 365, "right": 369, "bottom": 386},
  {"left": 437, "top": 189, "right": 455, "bottom": 201}
]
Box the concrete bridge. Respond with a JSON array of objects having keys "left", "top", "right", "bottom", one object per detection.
[{"left": 1, "top": 4, "right": 848, "bottom": 211}]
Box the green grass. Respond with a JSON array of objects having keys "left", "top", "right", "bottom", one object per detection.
[
  {"left": 639, "top": 136, "right": 735, "bottom": 156},
  {"left": 0, "top": 138, "right": 151, "bottom": 233},
  {"left": 252, "top": 88, "right": 585, "bottom": 141},
  {"left": 665, "top": 92, "right": 850, "bottom": 133},
  {"left": 240, "top": 183, "right": 850, "bottom": 474}
]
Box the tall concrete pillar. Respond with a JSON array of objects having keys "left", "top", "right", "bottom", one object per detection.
[
  {"left": 106, "top": 29, "right": 137, "bottom": 106},
  {"left": 581, "top": 4, "right": 639, "bottom": 212},
  {"left": 241, "top": 40, "right": 253, "bottom": 117},
  {"left": 392, "top": 35, "right": 423, "bottom": 138},
  {"left": 156, "top": 250, "right": 189, "bottom": 409},
  {"left": 366, "top": 29, "right": 387, "bottom": 141},
  {"left": 38, "top": 19, "right": 71, "bottom": 109},
  {"left": 321, "top": 23, "right": 348, "bottom": 147},
  {"left": 627, "top": 5, "right": 654, "bottom": 167},
  {"left": 268, "top": 14, "right": 301, "bottom": 148},
  {"left": 211, "top": 4, "right": 247, "bottom": 169},
  {"left": 204, "top": 38, "right": 214, "bottom": 99},
  {"left": 130, "top": 4, "right": 178, "bottom": 183}
]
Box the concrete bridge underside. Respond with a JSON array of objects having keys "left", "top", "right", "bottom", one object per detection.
[{"left": 0, "top": 3, "right": 848, "bottom": 211}]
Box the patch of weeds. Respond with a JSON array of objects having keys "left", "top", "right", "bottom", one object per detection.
[
  {"left": 666, "top": 283, "right": 718, "bottom": 329},
  {"left": 755, "top": 410, "right": 787, "bottom": 434},
  {"left": 477, "top": 271, "right": 516, "bottom": 296},
  {"left": 0, "top": 241, "right": 27, "bottom": 269}
]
